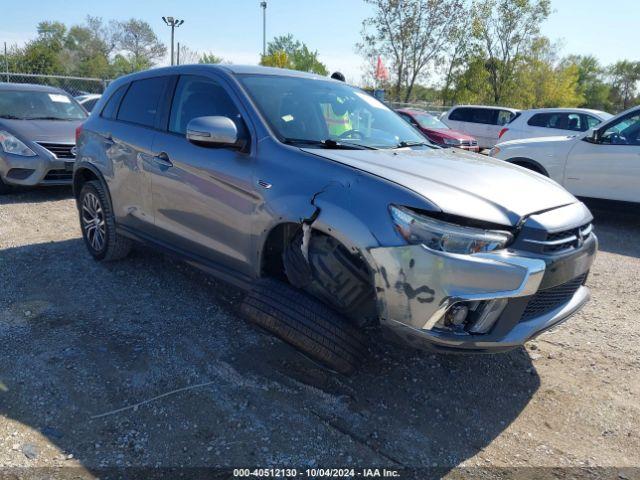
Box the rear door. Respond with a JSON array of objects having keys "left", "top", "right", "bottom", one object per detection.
[
  {"left": 97, "top": 76, "right": 171, "bottom": 233},
  {"left": 148, "top": 74, "right": 257, "bottom": 276},
  {"left": 444, "top": 107, "right": 489, "bottom": 146},
  {"left": 564, "top": 111, "right": 640, "bottom": 202}
]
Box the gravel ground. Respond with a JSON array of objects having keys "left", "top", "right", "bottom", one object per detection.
[{"left": 0, "top": 187, "right": 639, "bottom": 479}]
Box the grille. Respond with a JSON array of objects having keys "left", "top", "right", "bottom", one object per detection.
[
  {"left": 460, "top": 139, "right": 479, "bottom": 147},
  {"left": 36, "top": 142, "right": 76, "bottom": 159},
  {"left": 525, "top": 223, "right": 592, "bottom": 253},
  {"left": 43, "top": 169, "right": 72, "bottom": 181},
  {"left": 521, "top": 273, "right": 587, "bottom": 321}
]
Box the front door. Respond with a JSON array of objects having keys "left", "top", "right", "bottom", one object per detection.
[
  {"left": 564, "top": 111, "right": 640, "bottom": 202},
  {"left": 148, "top": 74, "right": 258, "bottom": 276}
]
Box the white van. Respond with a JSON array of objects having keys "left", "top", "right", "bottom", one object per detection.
[
  {"left": 498, "top": 108, "right": 612, "bottom": 142},
  {"left": 442, "top": 105, "right": 520, "bottom": 149}
]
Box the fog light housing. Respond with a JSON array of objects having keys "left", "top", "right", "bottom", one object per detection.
[{"left": 435, "top": 298, "right": 508, "bottom": 334}]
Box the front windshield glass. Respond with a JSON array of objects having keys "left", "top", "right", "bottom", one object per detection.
[
  {"left": 239, "top": 75, "right": 427, "bottom": 149},
  {"left": 413, "top": 112, "right": 448, "bottom": 129},
  {"left": 0, "top": 90, "right": 87, "bottom": 120}
]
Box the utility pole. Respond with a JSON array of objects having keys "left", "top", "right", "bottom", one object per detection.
[
  {"left": 162, "top": 16, "right": 185, "bottom": 66},
  {"left": 260, "top": 1, "right": 267, "bottom": 57},
  {"left": 177, "top": 42, "right": 180, "bottom": 65}
]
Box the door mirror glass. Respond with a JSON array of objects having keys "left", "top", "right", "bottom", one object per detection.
[{"left": 186, "top": 116, "right": 238, "bottom": 147}]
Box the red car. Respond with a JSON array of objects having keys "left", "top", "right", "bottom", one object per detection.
[{"left": 396, "top": 108, "right": 480, "bottom": 152}]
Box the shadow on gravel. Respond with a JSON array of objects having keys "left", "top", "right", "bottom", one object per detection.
[
  {"left": 0, "top": 235, "right": 538, "bottom": 478},
  {"left": 588, "top": 205, "right": 640, "bottom": 258},
  {"left": 0, "top": 186, "right": 73, "bottom": 205}
]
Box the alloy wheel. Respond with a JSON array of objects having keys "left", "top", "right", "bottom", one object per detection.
[{"left": 81, "top": 192, "right": 106, "bottom": 252}]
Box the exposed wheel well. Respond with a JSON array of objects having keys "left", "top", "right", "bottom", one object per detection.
[
  {"left": 508, "top": 158, "right": 549, "bottom": 176},
  {"left": 261, "top": 222, "right": 378, "bottom": 326},
  {"left": 73, "top": 168, "right": 100, "bottom": 199},
  {"left": 261, "top": 222, "right": 300, "bottom": 280}
]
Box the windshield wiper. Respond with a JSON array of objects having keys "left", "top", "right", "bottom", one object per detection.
[
  {"left": 395, "top": 140, "right": 433, "bottom": 149},
  {"left": 25, "top": 116, "right": 75, "bottom": 121},
  {"left": 0, "top": 114, "right": 23, "bottom": 119},
  {"left": 283, "top": 138, "right": 376, "bottom": 150}
]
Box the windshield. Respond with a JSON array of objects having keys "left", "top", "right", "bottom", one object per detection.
[
  {"left": 0, "top": 90, "right": 87, "bottom": 120},
  {"left": 239, "top": 75, "right": 427, "bottom": 149},
  {"left": 412, "top": 112, "right": 448, "bottom": 129}
]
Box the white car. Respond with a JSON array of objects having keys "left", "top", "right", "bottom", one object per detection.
[
  {"left": 498, "top": 108, "right": 612, "bottom": 142},
  {"left": 490, "top": 106, "right": 640, "bottom": 203},
  {"left": 75, "top": 94, "right": 102, "bottom": 112},
  {"left": 441, "top": 105, "right": 520, "bottom": 149}
]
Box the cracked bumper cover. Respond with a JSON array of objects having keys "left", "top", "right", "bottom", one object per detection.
[{"left": 369, "top": 235, "right": 597, "bottom": 352}]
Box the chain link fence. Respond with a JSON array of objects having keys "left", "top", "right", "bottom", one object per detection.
[{"left": 1, "top": 72, "right": 109, "bottom": 97}]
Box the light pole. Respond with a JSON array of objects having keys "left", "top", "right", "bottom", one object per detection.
[
  {"left": 260, "top": 1, "right": 267, "bottom": 57},
  {"left": 162, "top": 16, "right": 185, "bottom": 66}
]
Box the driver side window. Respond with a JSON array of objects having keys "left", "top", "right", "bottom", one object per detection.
[
  {"left": 169, "top": 75, "right": 240, "bottom": 135},
  {"left": 600, "top": 113, "right": 640, "bottom": 146}
]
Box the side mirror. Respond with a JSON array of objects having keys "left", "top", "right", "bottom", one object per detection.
[
  {"left": 583, "top": 127, "right": 598, "bottom": 143},
  {"left": 186, "top": 116, "right": 239, "bottom": 147}
]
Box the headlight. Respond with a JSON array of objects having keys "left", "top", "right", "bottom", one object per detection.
[
  {"left": 489, "top": 146, "right": 501, "bottom": 157},
  {"left": 0, "top": 130, "right": 36, "bottom": 157},
  {"left": 390, "top": 205, "right": 513, "bottom": 254},
  {"left": 443, "top": 138, "right": 462, "bottom": 146}
]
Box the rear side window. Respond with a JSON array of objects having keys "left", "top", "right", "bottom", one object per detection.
[
  {"left": 470, "top": 108, "right": 497, "bottom": 125},
  {"left": 528, "top": 112, "right": 584, "bottom": 131},
  {"left": 497, "top": 110, "right": 514, "bottom": 126},
  {"left": 448, "top": 107, "right": 473, "bottom": 122},
  {"left": 584, "top": 115, "right": 601, "bottom": 129},
  {"left": 117, "top": 77, "right": 168, "bottom": 128},
  {"left": 168, "top": 75, "right": 240, "bottom": 134},
  {"left": 101, "top": 84, "right": 128, "bottom": 120}
]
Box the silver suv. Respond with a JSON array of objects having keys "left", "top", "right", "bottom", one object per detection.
[{"left": 73, "top": 65, "right": 597, "bottom": 373}]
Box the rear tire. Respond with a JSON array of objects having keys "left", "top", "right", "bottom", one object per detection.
[
  {"left": 241, "top": 278, "right": 368, "bottom": 375},
  {"left": 78, "top": 180, "right": 132, "bottom": 261}
]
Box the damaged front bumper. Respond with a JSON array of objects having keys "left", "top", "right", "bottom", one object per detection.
[{"left": 369, "top": 233, "right": 597, "bottom": 353}]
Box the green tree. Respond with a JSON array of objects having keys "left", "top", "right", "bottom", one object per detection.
[
  {"left": 472, "top": 0, "right": 551, "bottom": 104},
  {"left": 608, "top": 60, "right": 640, "bottom": 111},
  {"left": 359, "top": 0, "right": 466, "bottom": 102},
  {"left": 563, "top": 55, "right": 611, "bottom": 111},
  {"left": 199, "top": 52, "right": 225, "bottom": 64},
  {"left": 508, "top": 38, "right": 582, "bottom": 108},
  {"left": 260, "top": 34, "right": 327, "bottom": 75},
  {"left": 112, "top": 19, "right": 167, "bottom": 72}
]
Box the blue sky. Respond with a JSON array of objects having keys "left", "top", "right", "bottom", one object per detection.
[{"left": 3, "top": 0, "right": 639, "bottom": 84}]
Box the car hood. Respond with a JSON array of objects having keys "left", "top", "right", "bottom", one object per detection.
[
  {"left": 0, "top": 118, "right": 83, "bottom": 144},
  {"left": 426, "top": 128, "right": 475, "bottom": 141},
  {"left": 302, "top": 147, "right": 578, "bottom": 226}
]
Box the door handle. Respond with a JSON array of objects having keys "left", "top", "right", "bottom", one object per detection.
[{"left": 153, "top": 152, "right": 173, "bottom": 167}]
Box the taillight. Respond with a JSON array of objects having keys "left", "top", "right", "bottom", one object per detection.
[
  {"left": 75, "top": 123, "right": 83, "bottom": 144},
  {"left": 498, "top": 128, "right": 508, "bottom": 139}
]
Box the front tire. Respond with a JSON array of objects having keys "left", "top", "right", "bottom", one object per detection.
[
  {"left": 78, "top": 180, "right": 132, "bottom": 261},
  {"left": 241, "top": 278, "right": 368, "bottom": 375},
  {"left": 0, "top": 177, "right": 13, "bottom": 195}
]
